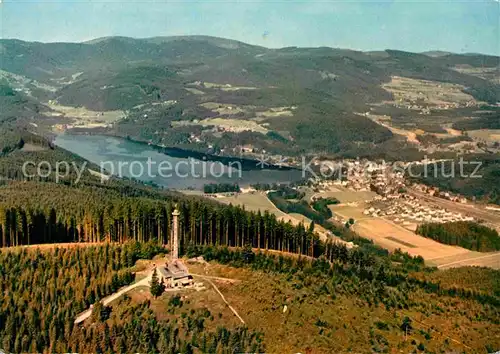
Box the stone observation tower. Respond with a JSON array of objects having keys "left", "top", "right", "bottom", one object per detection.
[
  {"left": 156, "top": 206, "right": 193, "bottom": 290},
  {"left": 172, "top": 207, "right": 180, "bottom": 261}
]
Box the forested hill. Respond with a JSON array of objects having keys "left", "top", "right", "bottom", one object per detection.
[
  {"left": 0, "top": 180, "right": 324, "bottom": 258},
  {"left": 0, "top": 129, "right": 404, "bottom": 265},
  {"left": 1, "top": 127, "right": 500, "bottom": 353},
  {"left": 0, "top": 129, "right": 326, "bottom": 256},
  {"left": 3, "top": 241, "right": 500, "bottom": 352},
  {"left": 1, "top": 36, "right": 499, "bottom": 157}
]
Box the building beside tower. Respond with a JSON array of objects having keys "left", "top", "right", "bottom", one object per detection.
[{"left": 157, "top": 206, "right": 194, "bottom": 289}]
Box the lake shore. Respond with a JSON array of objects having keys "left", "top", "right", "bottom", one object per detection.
[{"left": 54, "top": 133, "right": 306, "bottom": 190}]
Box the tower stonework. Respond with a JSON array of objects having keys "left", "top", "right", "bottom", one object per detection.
[{"left": 172, "top": 208, "right": 180, "bottom": 260}]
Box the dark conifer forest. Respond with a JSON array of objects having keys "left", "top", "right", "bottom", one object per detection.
[
  {"left": 416, "top": 221, "right": 500, "bottom": 252},
  {"left": 0, "top": 181, "right": 323, "bottom": 257},
  {"left": 0, "top": 244, "right": 264, "bottom": 353}
]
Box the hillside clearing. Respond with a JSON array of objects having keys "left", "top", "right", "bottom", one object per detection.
[
  {"left": 218, "top": 192, "right": 285, "bottom": 217},
  {"left": 453, "top": 65, "right": 500, "bottom": 84},
  {"left": 46, "top": 101, "right": 125, "bottom": 130},
  {"left": 352, "top": 218, "right": 482, "bottom": 265},
  {"left": 313, "top": 188, "right": 377, "bottom": 204},
  {"left": 173, "top": 117, "right": 268, "bottom": 134},
  {"left": 467, "top": 129, "right": 500, "bottom": 143},
  {"left": 382, "top": 76, "right": 479, "bottom": 108}
]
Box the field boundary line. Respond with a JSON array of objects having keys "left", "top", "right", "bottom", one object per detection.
[
  {"left": 437, "top": 252, "right": 500, "bottom": 269},
  {"left": 194, "top": 274, "right": 245, "bottom": 324}
]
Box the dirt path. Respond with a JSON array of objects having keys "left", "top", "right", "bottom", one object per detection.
[
  {"left": 444, "top": 128, "right": 462, "bottom": 136},
  {"left": 74, "top": 272, "right": 153, "bottom": 324},
  {"left": 74, "top": 265, "right": 245, "bottom": 325},
  {"left": 194, "top": 274, "right": 245, "bottom": 324},
  {"left": 191, "top": 274, "right": 240, "bottom": 284},
  {"left": 365, "top": 114, "right": 420, "bottom": 145}
]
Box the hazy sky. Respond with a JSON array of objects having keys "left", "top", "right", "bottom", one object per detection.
[{"left": 1, "top": 0, "right": 499, "bottom": 55}]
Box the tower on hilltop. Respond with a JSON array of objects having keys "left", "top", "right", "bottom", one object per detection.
[{"left": 172, "top": 207, "right": 180, "bottom": 260}]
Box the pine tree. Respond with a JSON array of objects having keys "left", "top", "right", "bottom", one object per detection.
[
  {"left": 150, "top": 268, "right": 164, "bottom": 298},
  {"left": 400, "top": 316, "right": 413, "bottom": 340}
]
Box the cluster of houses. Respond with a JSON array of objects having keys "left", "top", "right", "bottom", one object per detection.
[
  {"left": 369, "top": 169, "right": 406, "bottom": 196},
  {"left": 388, "top": 84, "right": 477, "bottom": 111},
  {"left": 306, "top": 159, "right": 408, "bottom": 196},
  {"left": 342, "top": 160, "right": 406, "bottom": 196},
  {"left": 365, "top": 195, "right": 474, "bottom": 224},
  {"left": 391, "top": 100, "right": 476, "bottom": 113},
  {"left": 344, "top": 160, "right": 373, "bottom": 191},
  {"left": 312, "top": 179, "right": 349, "bottom": 192}
]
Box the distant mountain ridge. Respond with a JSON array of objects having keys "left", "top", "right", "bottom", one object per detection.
[
  {"left": 1, "top": 36, "right": 498, "bottom": 86},
  {"left": 4, "top": 35, "right": 499, "bottom": 56},
  {"left": 84, "top": 35, "right": 265, "bottom": 50},
  {"left": 0, "top": 35, "right": 499, "bottom": 157}
]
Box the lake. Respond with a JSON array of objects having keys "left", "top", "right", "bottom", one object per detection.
[{"left": 55, "top": 134, "right": 305, "bottom": 190}]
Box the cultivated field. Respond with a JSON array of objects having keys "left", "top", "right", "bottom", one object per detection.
[
  {"left": 382, "top": 76, "right": 479, "bottom": 108},
  {"left": 184, "top": 87, "right": 206, "bottom": 95},
  {"left": 287, "top": 213, "right": 313, "bottom": 225},
  {"left": 254, "top": 106, "right": 295, "bottom": 119},
  {"left": 431, "top": 251, "right": 500, "bottom": 269},
  {"left": 329, "top": 204, "right": 370, "bottom": 221},
  {"left": 364, "top": 113, "right": 420, "bottom": 144},
  {"left": 329, "top": 198, "right": 498, "bottom": 267},
  {"left": 467, "top": 129, "right": 500, "bottom": 144},
  {"left": 201, "top": 82, "right": 257, "bottom": 91},
  {"left": 0, "top": 69, "right": 58, "bottom": 95},
  {"left": 191, "top": 190, "right": 500, "bottom": 268},
  {"left": 217, "top": 192, "right": 348, "bottom": 244},
  {"left": 352, "top": 218, "right": 473, "bottom": 261},
  {"left": 173, "top": 117, "right": 268, "bottom": 134},
  {"left": 47, "top": 102, "right": 125, "bottom": 129},
  {"left": 312, "top": 187, "right": 377, "bottom": 204},
  {"left": 199, "top": 102, "right": 246, "bottom": 115},
  {"left": 351, "top": 216, "right": 500, "bottom": 269},
  {"left": 277, "top": 213, "right": 346, "bottom": 244},
  {"left": 443, "top": 127, "right": 462, "bottom": 137},
  {"left": 453, "top": 65, "right": 500, "bottom": 84},
  {"left": 20, "top": 143, "right": 49, "bottom": 152},
  {"left": 218, "top": 192, "right": 285, "bottom": 217}
]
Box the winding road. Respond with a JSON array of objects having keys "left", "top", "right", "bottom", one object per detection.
[
  {"left": 74, "top": 272, "right": 153, "bottom": 324},
  {"left": 74, "top": 269, "right": 245, "bottom": 325}
]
